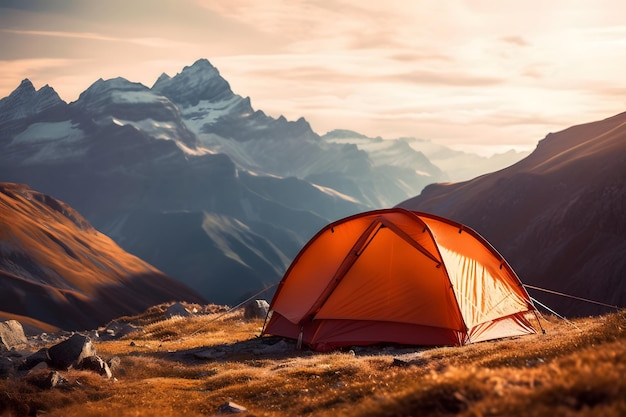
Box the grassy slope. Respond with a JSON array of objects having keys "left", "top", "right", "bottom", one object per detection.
[{"left": 1, "top": 307, "right": 625, "bottom": 417}]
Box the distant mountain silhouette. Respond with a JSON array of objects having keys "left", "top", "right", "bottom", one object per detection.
[
  {"left": 0, "top": 183, "right": 205, "bottom": 333},
  {"left": 322, "top": 129, "right": 529, "bottom": 183},
  {"left": 398, "top": 111, "right": 626, "bottom": 316}
]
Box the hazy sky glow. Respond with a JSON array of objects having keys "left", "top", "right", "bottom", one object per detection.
[{"left": 1, "top": 0, "right": 625, "bottom": 155}]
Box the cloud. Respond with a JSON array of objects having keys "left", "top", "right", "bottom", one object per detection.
[
  {"left": 2, "top": 29, "right": 119, "bottom": 42},
  {"left": 0, "top": 57, "right": 76, "bottom": 84},
  {"left": 500, "top": 35, "right": 530, "bottom": 47},
  {"left": 0, "top": 58, "right": 81, "bottom": 100},
  {"left": 1, "top": 29, "right": 190, "bottom": 49},
  {"left": 393, "top": 69, "right": 504, "bottom": 87},
  {"left": 389, "top": 52, "right": 452, "bottom": 63}
]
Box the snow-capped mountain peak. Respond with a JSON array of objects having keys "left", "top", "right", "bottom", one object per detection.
[
  {"left": 71, "top": 76, "right": 198, "bottom": 148},
  {"left": 0, "top": 78, "right": 64, "bottom": 124},
  {"left": 152, "top": 58, "right": 234, "bottom": 106},
  {"left": 76, "top": 77, "right": 151, "bottom": 104}
]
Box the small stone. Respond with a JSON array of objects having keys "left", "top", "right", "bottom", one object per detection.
[
  {"left": 217, "top": 401, "right": 247, "bottom": 414},
  {"left": 79, "top": 355, "right": 112, "bottom": 378},
  {"left": 253, "top": 339, "right": 291, "bottom": 355},
  {"left": 103, "top": 321, "right": 140, "bottom": 340},
  {"left": 107, "top": 356, "right": 122, "bottom": 372},
  {"left": 43, "top": 371, "right": 66, "bottom": 389}
]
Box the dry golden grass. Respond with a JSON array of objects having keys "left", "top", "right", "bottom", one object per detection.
[{"left": 1, "top": 308, "right": 625, "bottom": 417}]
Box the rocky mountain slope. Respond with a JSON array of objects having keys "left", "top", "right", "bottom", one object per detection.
[
  {"left": 0, "top": 182, "right": 205, "bottom": 332},
  {"left": 398, "top": 111, "right": 626, "bottom": 316}
]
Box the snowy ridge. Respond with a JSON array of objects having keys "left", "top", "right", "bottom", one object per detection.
[
  {"left": 10, "top": 121, "right": 85, "bottom": 164},
  {"left": 0, "top": 79, "right": 64, "bottom": 124}
]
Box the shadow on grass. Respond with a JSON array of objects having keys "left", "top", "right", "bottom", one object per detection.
[
  {"left": 147, "top": 334, "right": 436, "bottom": 367},
  {"left": 147, "top": 335, "right": 309, "bottom": 364}
]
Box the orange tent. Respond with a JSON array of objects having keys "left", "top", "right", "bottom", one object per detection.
[{"left": 262, "top": 208, "right": 540, "bottom": 351}]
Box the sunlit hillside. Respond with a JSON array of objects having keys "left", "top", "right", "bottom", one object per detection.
[
  {"left": 0, "top": 182, "right": 205, "bottom": 332},
  {"left": 1, "top": 304, "right": 625, "bottom": 417}
]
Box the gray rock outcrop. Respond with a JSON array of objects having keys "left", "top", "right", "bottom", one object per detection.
[
  {"left": 47, "top": 334, "right": 96, "bottom": 370},
  {"left": 165, "top": 302, "right": 192, "bottom": 319},
  {"left": 0, "top": 320, "right": 28, "bottom": 350}
]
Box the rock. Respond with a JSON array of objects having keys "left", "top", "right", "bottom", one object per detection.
[
  {"left": 47, "top": 334, "right": 96, "bottom": 370},
  {"left": 79, "top": 355, "right": 112, "bottom": 378},
  {"left": 0, "top": 320, "right": 28, "bottom": 350},
  {"left": 107, "top": 356, "right": 121, "bottom": 372},
  {"left": 27, "top": 361, "right": 49, "bottom": 373},
  {"left": 217, "top": 401, "right": 247, "bottom": 414},
  {"left": 0, "top": 356, "right": 15, "bottom": 377},
  {"left": 392, "top": 351, "right": 429, "bottom": 367},
  {"left": 43, "top": 371, "right": 66, "bottom": 389},
  {"left": 103, "top": 321, "right": 140, "bottom": 339},
  {"left": 165, "top": 302, "right": 192, "bottom": 319},
  {"left": 19, "top": 348, "right": 50, "bottom": 371},
  {"left": 244, "top": 299, "right": 270, "bottom": 319},
  {"left": 253, "top": 339, "right": 291, "bottom": 355},
  {"left": 392, "top": 358, "right": 410, "bottom": 367}
]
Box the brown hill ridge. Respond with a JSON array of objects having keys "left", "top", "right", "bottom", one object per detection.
[
  {"left": 398, "top": 111, "right": 626, "bottom": 316},
  {"left": 0, "top": 183, "right": 205, "bottom": 333}
]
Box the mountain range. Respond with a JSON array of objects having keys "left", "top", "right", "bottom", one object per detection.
[
  {"left": 0, "top": 182, "right": 205, "bottom": 333},
  {"left": 0, "top": 59, "right": 525, "bottom": 305},
  {"left": 399, "top": 111, "right": 626, "bottom": 316}
]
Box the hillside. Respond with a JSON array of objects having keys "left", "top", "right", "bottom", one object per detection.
[
  {"left": 1, "top": 305, "right": 624, "bottom": 416},
  {"left": 0, "top": 183, "right": 205, "bottom": 333},
  {"left": 398, "top": 111, "right": 626, "bottom": 316}
]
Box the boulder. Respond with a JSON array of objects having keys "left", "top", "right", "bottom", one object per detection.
[
  {"left": 0, "top": 356, "right": 15, "bottom": 377},
  {"left": 47, "top": 334, "right": 96, "bottom": 370},
  {"left": 19, "top": 348, "right": 50, "bottom": 371},
  {"left": 244, "top": 299, "right": 270, "bottom": 319},
  {"left": 0, "top": 320, "right": 28, "bottom": 350},
  {"left": 102, "top": 321, "right": 141, "bottom": 339},
  {"left": 165, "top": 302, "right": 192, "bottom": 319},
  {"left": 79, "top": 355, "right": 112, "bottom": 378}
]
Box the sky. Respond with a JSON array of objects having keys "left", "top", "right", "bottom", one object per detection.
[{"left": 1, "top": 0, "right": 625, "bottom": 156}]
